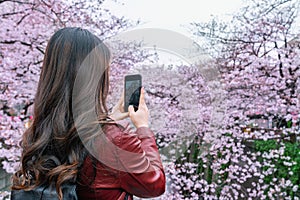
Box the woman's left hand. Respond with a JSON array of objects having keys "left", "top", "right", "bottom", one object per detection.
[{"left": 109, "top": 91, "right": 129, "bottom": 121}]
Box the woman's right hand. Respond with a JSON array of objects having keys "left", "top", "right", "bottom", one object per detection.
[{"left": 128, "top": 87, "right": 149, "bottom": 128}]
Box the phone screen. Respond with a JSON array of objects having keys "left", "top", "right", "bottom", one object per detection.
[{"left": 124, "top": 74, "right": 142, "bottom": 112}]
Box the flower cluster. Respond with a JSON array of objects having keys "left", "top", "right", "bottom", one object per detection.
[
  {"left": 163, "top": 0, "right": 300, "bottom": 199},
  {"left": 1, "top": 0, "right": 300, "bottom": 199},
  {"left": 0, "top": 0, "right": 148, "bottom": 175}
]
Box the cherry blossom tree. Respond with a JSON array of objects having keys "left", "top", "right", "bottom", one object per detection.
[
  {"left": 0, "top": 0, "right": 150, "bottom": 174},
  {"left": 1, "top": 0, "right": 300, "bottom": 199},
  {"left": 1, "top": 2, "right": 211, "bottom": 199},
  {"left": 160, "top": 0, "right": 300, "bottom": 199},
  {"left": 193, "top": 0, "right": 300, "bottom": 127}
]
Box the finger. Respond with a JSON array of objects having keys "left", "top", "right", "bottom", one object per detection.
[
  {"left": 117, "top": 90, "right": 124, "bottom": 106},
  {"left": 110, "top": 112, "right": 129, "bottom": 121},
  {"left": 128, "top": 105, "right": 135, "bottom": 115},
  {"left": 119, "top": 112, "right": 129, "bottom": 120},
  {"left": 139, "top": 87, "right": 146, "bottom": 106},
  {"left": 112, "top": 101, "right": 122, "bottom": 113},
  {"left": 120, "top": 102, "right": 125, "bottom": 113},
  {"left": 120, "top": 89, "right": 125, "bottom": 102}
]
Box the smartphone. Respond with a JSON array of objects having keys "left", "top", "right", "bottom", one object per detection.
[{"left": 124, "top": 74, "right": 142, "bottom": 112}]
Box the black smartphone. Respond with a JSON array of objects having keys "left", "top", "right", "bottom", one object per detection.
[{"left": 124, "top": 74, "right": 142, "bottom": 112}]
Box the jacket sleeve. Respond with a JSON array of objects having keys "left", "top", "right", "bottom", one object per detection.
[{"left": 116, "top": 126, "right": 166, "bottom": 198}]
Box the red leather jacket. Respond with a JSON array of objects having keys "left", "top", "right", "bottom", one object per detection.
[{"left": 76, "top": 123, "right": 166, "bottom": 200}]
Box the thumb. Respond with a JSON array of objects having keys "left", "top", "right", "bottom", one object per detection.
[{"left": 128, "top": 105, "right": 135, "bottom": 115}]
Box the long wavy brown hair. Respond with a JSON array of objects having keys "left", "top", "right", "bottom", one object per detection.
[{"left": 12, "top": 27, "right": 111, "bottom": 199}]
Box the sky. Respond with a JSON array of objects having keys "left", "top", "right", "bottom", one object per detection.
[
  {"left": 103, "top": 0, "right": 300, "bottom": 36},
  {"left": 103, "top": 0, "right": 244, "bottom": 36},
  {"left": 102, "top": 0, "right": 300, "bottom": 65},
  {"left": 102, "top": 0, "right": 244, "bottom": 64}
]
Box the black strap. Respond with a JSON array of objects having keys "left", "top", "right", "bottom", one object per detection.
[
  {"left": 124, "top": 193, "right": 129, "bottom": 200},
  {"left": 11, "top": 183, "right": 78, "bottom": 200}
]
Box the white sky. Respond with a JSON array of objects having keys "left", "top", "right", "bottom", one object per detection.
[
  {"left": 103, "top": 0, "right": 300, "bottom": 65},
  {"left": 102, "top": 0, "right": 245, "bottom": 64},
  {"left": 103, "top": 0, "right": 300, "bottom": 36},
  {"left": 103, "top": 0, "right": 244, "bottom": 36}
]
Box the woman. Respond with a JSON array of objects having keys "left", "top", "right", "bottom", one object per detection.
[{"left": 12, "top": 27, "right": 166, "bottom": 200}]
